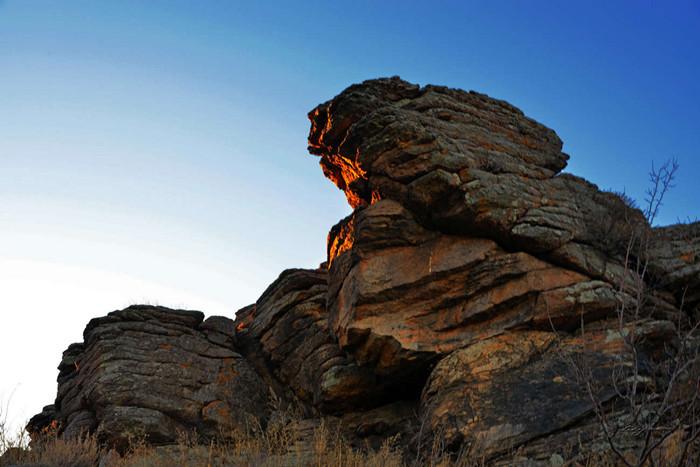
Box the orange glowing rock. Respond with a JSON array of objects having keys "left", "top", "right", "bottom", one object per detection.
[
  {"left": 327, "top": 216, "right": 354, "bottom": 265},
  {"left": 308, "top": 105, "right": 372, "bottom": 209},
  {"left": 235, "top": 306, "right": 254, "bottom": 332}
]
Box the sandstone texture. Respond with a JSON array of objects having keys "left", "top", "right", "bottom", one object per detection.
[
  {"left": 650, "top": 221, "right": 700, "bottom": 317},
  {"left": 308, "top": 78, "right": 647, "bottom": 285},
  {"left": 28, "top": 77, "right": 699, "bottom": 465},
  {"left": 31, "top": 306, "right": 270, "bottom": 449},
  {"left": 420, "top": 319, "right": 675, "bottom": 457},
  {"left": 233, "top": 268, "right": 386, "bottom": 413},
  {"left": 326, "top": 198, "right": 620, "bottom": 380}
]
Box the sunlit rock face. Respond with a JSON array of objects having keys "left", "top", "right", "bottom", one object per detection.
[
  {"left": 326, "top": 199, "right": 620, "bottom": 379},
  {"left": 308, "top": 78, "right": 568, "bottom": 208},
  {"left": 45, "top": 306, "right": 270, "bottom": 450},
  {"left": 308, "top": 78, "right": 652, "bottom": 285}
]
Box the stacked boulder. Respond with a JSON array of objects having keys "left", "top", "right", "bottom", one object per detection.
[
  {"left": 29, "top": 306, "right": 270, "bottom": 450},
  {"left": 28, "top": 78, "right": 699, "bottom": 463},
  {"left": 305, "top": 77, "right": 696, "bottom": 458},
  {"left": 233, "top": 268, "right": 386, "bottom": 413}
]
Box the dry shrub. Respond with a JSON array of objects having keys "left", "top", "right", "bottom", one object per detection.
[
  {"left": 592, "top": 189, "right": 647, "bottom": 258},
  {"left": 62, "top": 414, "right": 403, "bottom": 467},
  {"left": 562, "top": 159, "right": 700, "bottom": 466},
  {"left": 1, "top": 433, "right": 99, "bottom": 467},
  {"left": 305, "top": 420, "right": 403, "bottom": 467},
  {"left": 0, "top": 396, "right": 29, "bottom": 467}
]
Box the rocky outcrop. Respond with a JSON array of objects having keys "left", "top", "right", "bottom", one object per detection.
[
  {"left": 28, "top": 77, "right": 698, "bottom": 464},
  {"left": 25, "top": 404, "right": 57, "bottom": 441},
  {"left": 31, "top": 306, "right": 270, "bottom": 450},
  {"left": 306, "top": 77, "right": 697, "bottom": 461}
]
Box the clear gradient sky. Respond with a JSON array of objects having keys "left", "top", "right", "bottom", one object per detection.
[{"left": 1, "top": 1, "right": 698, "bottom": 433}]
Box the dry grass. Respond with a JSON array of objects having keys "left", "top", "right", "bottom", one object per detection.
[
  {"left": 0, "top": 410, "right": 500, "bottom": 467},
  {"left": 4, "top": 435, "right": 100, "bottom": 467},
  {"left": 0, "top": 415, "right": 408, "bottom": 467},
  {"left": 9, "top": 397, "right": 690, "bottom": 466}
]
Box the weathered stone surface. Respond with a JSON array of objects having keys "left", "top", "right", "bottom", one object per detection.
[
  {"left": 650, "top": 221, "right": 700, "bottom": 317},
  {"left": 327, "top": 199, "right": 621, "bottom": 378},
  {"left": 308, "top": 77, "right": 649, "bottom": 286},
  {"left": 51, "top": 305, "right": 270, "bottom": 449},
  {"left": 234, "top": 268, "right": 385, "bottom": 413},
  {"left": 420, "top": 319, "right": 676, "bottom": 459},
  {"left": 305, "top": 78, "right": 697, "bottom": 462},
  {"left": 308, "top": 78, "right": 568, "bottom": 208},
  {"left": 25, "top": 405, "right": 58, "bottom": 445}
]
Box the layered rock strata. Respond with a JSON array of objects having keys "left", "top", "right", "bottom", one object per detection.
[
  {"left": 34, "top": 306, "right": 270, "bottom": 449},
  {"left": 233, "top": 268, "right": 386, "bottom": 413},
  {"left": 326, "top": 198, "right": 621, "bottom": 380}
]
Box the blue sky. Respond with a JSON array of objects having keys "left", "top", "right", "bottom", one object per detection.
[{"left": 0, "top": 0, "right": 698, "bottom": 431}]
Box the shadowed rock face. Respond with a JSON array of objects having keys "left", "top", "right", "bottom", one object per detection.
[
  {"left": 46, "top": 306, "right": 270, "bottom": 449},
  {"left": 650, "top": 221, "right": 700, "bottom": 317},
  {"left": 419, "top": 319, "right": 676, "bottom": 457},
  {"left": 233, "top": 268, "right": 387, "bottom": 413}
]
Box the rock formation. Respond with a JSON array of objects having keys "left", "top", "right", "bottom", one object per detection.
[
  {"left": 233, "top": 268, "right": 386, "bottom": 413},
  {"left": 28, "top": 77, "right": 699, "bottom": 464},
  {"left": 29, "top": 306, "right": 270, "bottom": 450}
]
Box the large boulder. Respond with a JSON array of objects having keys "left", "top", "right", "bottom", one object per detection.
[
  {"left": 308, "top": 77, "right": 568, "bottom": 209},
  {"left": 419, "top": 319, "right": 675, "bottom": 458},
  {"left": 308, "top": 77, "right": 695, "bottom": 460},
  {"left": 47, "top": 305, "right": 270, "bottom": 449},
  {"left": 234, "top": 268, "right": 387, "bottom": 413},
  {"left": 308, "top": 77, "right": 691, "bottom": 378},
  {"left": 308, "top": 77, "right": 649, "bottom": 286},
  {"left": 326, "top": 198, "right": 621, "bottom": 379}
]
